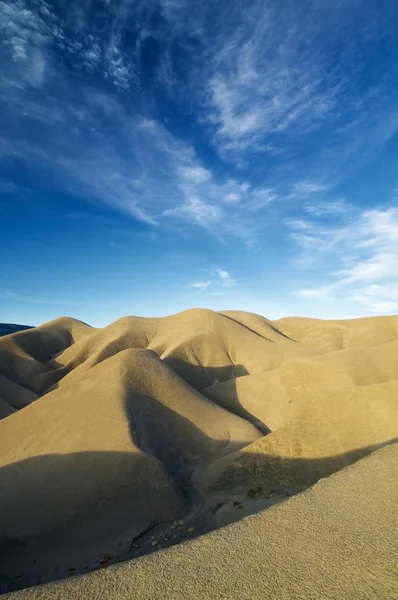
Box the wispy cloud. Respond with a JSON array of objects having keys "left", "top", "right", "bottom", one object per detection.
[
  {"left": 204, "top": 4, "right": 347, "bottom": 156},
  {"left": 201, "top": 0, "right": 398, "bottom": 183},
  {"left": 0, "top": 0, "right": 140, "bottom": 91},
  {"left": 291, "top": 208, "right": 398, "bottom": 314},
  {"left": 178, "top": 166, "right": 211, "bottom": 184},
  {"left": 191, "top": 280, "right": 211, "bottom": 289},
  {"left": 292, "top": 180, "right": 328, "bottom": 197},
  {"left": 190, "top": 267, "right": 237, "bottom": 292},
  {"left": 165, "top": 195, "right": 222, "bottom": 230},
  {"left": 215, "top": 268, "right": 236, "bottom": 287},
  {"left": 296, "top": 285, "right": 338, "bottom": 300},
  {"left": 303, "top": 199, "right": 349, "bottom": 217},
  {"left": 348, "top": 283, "right": 398, "bottom": 314}
]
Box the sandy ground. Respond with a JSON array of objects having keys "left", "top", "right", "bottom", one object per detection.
[
  {"left": 5, "top": 443, "right": 398, "bottom": 599},
  {"left": 0, "top": 309, "right": 397, "bottom": 594}
]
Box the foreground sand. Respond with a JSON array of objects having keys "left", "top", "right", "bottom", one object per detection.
[
  {"left": 5, "top": 444, "right": 398, "bottom": 599},
  {"left": 0, "top": 309, "right": 397, "bottom": 594}
]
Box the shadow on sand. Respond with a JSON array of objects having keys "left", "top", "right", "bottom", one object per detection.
[
  {"left": 1, "top": 348, "right": 397, "bottom": 593},
  {"left": 0, "top": 436, "right": 397, "bottom": 593}
]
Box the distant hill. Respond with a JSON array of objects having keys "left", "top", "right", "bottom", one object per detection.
[{"left": 0, "top": 323, "right": 33, "bottom": 337}]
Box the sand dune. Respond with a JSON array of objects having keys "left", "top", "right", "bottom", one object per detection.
[
  {"left": 6, "top": 443, "right": 397, "bottom": 599},
  {"left": 0, "top": 309, "right": 397, "bottom": 595}
]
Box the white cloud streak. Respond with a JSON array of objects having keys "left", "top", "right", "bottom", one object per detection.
[
  {"left": 292, "top": 208, "right": 398, "bottom": 314},
  {"left": 215, "top": 268, "right": 236, "bottom": 286},
  {"left": 191, "top": 280, "right": 212, "bottom": 289},
  {"left": 190, "top": 267, "right": 237, "bottom": 292},
  {"left": 303, "top": 199, "right": 349, "bottom": 217}
]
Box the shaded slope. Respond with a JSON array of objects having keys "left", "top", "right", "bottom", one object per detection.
[
  {"left": 0, "top": 325, "right": 33, "bottom": 338},
  {"left": 7, "top": 443, "right": 398, "bottom": 600},
  {"left": 0, "top": 375, "right": 38, "bottom": 418},
  {"left": 0, "top": 317, "right": 92, "bottom": 391},
  {"left": 0, "top": 348, "right": 260, "bottom": 589}
]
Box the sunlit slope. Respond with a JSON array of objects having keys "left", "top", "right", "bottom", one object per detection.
[{"left": 274, "top": 314, "right": 398, "bottom": 350}]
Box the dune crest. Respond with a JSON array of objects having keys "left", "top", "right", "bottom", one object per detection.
[{"left": 0, "top": 309, "right": 397, "bottom": 595}]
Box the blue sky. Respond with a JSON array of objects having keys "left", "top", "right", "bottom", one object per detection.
[{"left": 1, "top": 0, "right": 398, "bottom": 326}]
